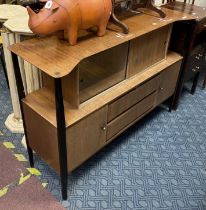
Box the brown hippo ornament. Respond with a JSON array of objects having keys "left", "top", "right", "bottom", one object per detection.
[{"left": 27, "top": 0, "right": 112, "bottom": 45}]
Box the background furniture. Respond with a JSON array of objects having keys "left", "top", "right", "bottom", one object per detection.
[
  {"left": 0, "top": 36, "right": 9, "bottom": 88},
  {"left": 163, "top": 1, "right": 206, "bottom": 109},
  {"left": 0, "top": 5, "right": 42, "bottom": 133},
  {"left": 162, "top": 0, "right": 195, "bottom": 4},
  {"left": 202, "top": 44, "right": 206, "bottom": 89},
  {"left": 9, "top": 8, "right": 194, "bottom": 199},
  {"left": 111, "top": 0, "right": 166, "bottom": 34}
]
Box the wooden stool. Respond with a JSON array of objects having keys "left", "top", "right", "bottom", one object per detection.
[{"left": 111, "top": 0, "right": 166, "bottom": 34}]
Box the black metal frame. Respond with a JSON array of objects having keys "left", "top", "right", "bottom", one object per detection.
[
  {"left": 12, "top": 52, "right": 34, "bottom": 167},
  {"left": 54, "top": 78, "right": 68, "bottom": 200},
  {"left": 11, "top": 52, "right": 68, "bottom": 200}
]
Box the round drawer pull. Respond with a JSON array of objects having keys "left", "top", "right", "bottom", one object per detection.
[
  {"left": 160, "top": 87, "right": 164, "bottom": 91},
  {"left": 102, "top": 126, "right": 107, "bottom": 131}
]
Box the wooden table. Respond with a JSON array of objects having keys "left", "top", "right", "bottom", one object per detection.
[{"left": 163, "top": 1, "right": 206, "bottom": 109}]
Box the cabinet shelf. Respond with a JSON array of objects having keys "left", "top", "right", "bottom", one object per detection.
[{"left": 23, "top": 51, "right": 182, "bottom": 128}]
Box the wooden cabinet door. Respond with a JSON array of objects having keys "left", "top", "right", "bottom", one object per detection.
[
  {"left": 67, "top": 106, "right": 107, "bottom": 172},
  {"left": 157, "top": 61, "right": 182, "bottom": 105}
]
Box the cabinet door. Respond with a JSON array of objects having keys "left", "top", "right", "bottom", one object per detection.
[
  {"left": 157, "top": 61, "right": 182, "bottom": 105},
  {"left": 67, "top": 106, "right": 107, "bottom": 172},
  {"left": 127, "top": 25, "right": 171, "bottom": 77}
]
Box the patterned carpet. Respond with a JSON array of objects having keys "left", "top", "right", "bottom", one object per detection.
[{"left": 0, "top": 60, "right": 206, "bottom": 209}]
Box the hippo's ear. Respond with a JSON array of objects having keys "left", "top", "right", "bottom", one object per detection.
[{"left": 52, "top": 7, "right": 59, "bottom": 14}]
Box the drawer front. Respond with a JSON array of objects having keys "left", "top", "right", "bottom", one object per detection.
[
  {"left": 107, "top": 92, "right": 156, "bottom": 140},
  {"left": 107, "top": 75, "right": 160, "bottom": 122},
  {"left": 185, "top": 55, "right": 201, "bottom": 81}
]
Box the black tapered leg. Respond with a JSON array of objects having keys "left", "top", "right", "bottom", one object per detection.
[
  {"left": 191, "top": 72, "right": 200, "bottom": 95},
  {"left": 168, "top": 95, "right": 174, "bottom": 112},
  {"left": 203, "top": 75, "right": 206, "bottom": 89},
  {"left": 11, "top": 52, "right": 34, "bottom": 167},
  {"left": 54, "top": 78, "right": 68, "bottom": 200}
]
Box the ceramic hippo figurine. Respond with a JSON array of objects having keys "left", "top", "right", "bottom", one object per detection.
[{"left": 27, "top": 0, "right": 112, "bottom": 45}]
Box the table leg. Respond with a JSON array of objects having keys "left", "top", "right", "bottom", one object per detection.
[
  {"left": 54, "top": 78, "right": 68, "bottom": 200},
  {"left": 190, "top": 71, "right": 200, "bottom": 95},
  {"left": 11, "top": 52, "right": 34, "bottom": 167},
  {"left": 203, "top": 75, "right": 206, "bottom": 89},
  {"left": 111, "top": 0, "right": 129, "bottom": 34}
]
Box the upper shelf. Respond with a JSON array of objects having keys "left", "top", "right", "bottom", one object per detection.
[{"left": 8, "top": 7, "right": 194, "bottom": 78}]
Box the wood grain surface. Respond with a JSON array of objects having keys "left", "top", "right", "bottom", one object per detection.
[{"left": 8, "top": 8, "right": 194, "bottom": 78}]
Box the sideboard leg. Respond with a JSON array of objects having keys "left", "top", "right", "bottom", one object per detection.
[
  {"left": 11, "top": 52, "right": 34, "bottom": 167},
  {"left": 54, "top": 78, "right": 68, "bottom": 200},
  {"left": 203, "top": 75, "right": 206, "bottom": 89},
  {"left": 168, "top": 95, "right": 174, "bottom": 112},
  {"left": 191, "top": 72, "right": 200, "bottom": 95}
]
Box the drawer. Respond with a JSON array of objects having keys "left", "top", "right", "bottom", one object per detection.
[
  {"left": 107, "top": 92, "right": 156, "bottom": 140},
  {"left": 107, "top": 75, "right": 160, "bottom": 122},
  {"left": 184, "top": 55, "right": 202, "bottom": 81}
]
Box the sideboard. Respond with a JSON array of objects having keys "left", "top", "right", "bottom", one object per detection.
[{"left": 8, "top": 8, "right": 194, "bottom": 199}]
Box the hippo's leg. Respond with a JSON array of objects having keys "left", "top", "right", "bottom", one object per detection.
[
  {"left": 97, "top": 21, "right": 107, "bottom": 37},
  {"left": 67, "top": 27, "right": 78, "bottom": 45}
]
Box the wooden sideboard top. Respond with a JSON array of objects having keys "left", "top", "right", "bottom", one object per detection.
[
  {"left": 162, "top": 2, "right": 206, "bottom": 21},
  {"left": 8, "top": 7, "right": 194, "bottom": 78}
]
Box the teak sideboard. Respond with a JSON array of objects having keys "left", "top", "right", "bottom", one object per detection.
[{"left": 8, "top": 8, "right": 195, "bottom": 199}]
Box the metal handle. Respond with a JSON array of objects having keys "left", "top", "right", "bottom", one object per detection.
[
  {"left": 160, "top": 87, "right": 164, "bottom": 91},
  {"left": 102, "top": 126, "right": 107, "bottom": 131}
]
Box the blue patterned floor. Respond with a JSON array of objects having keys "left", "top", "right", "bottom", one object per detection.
[{"left": 0, "top": 61, "right": 206, "bottom": 209}]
